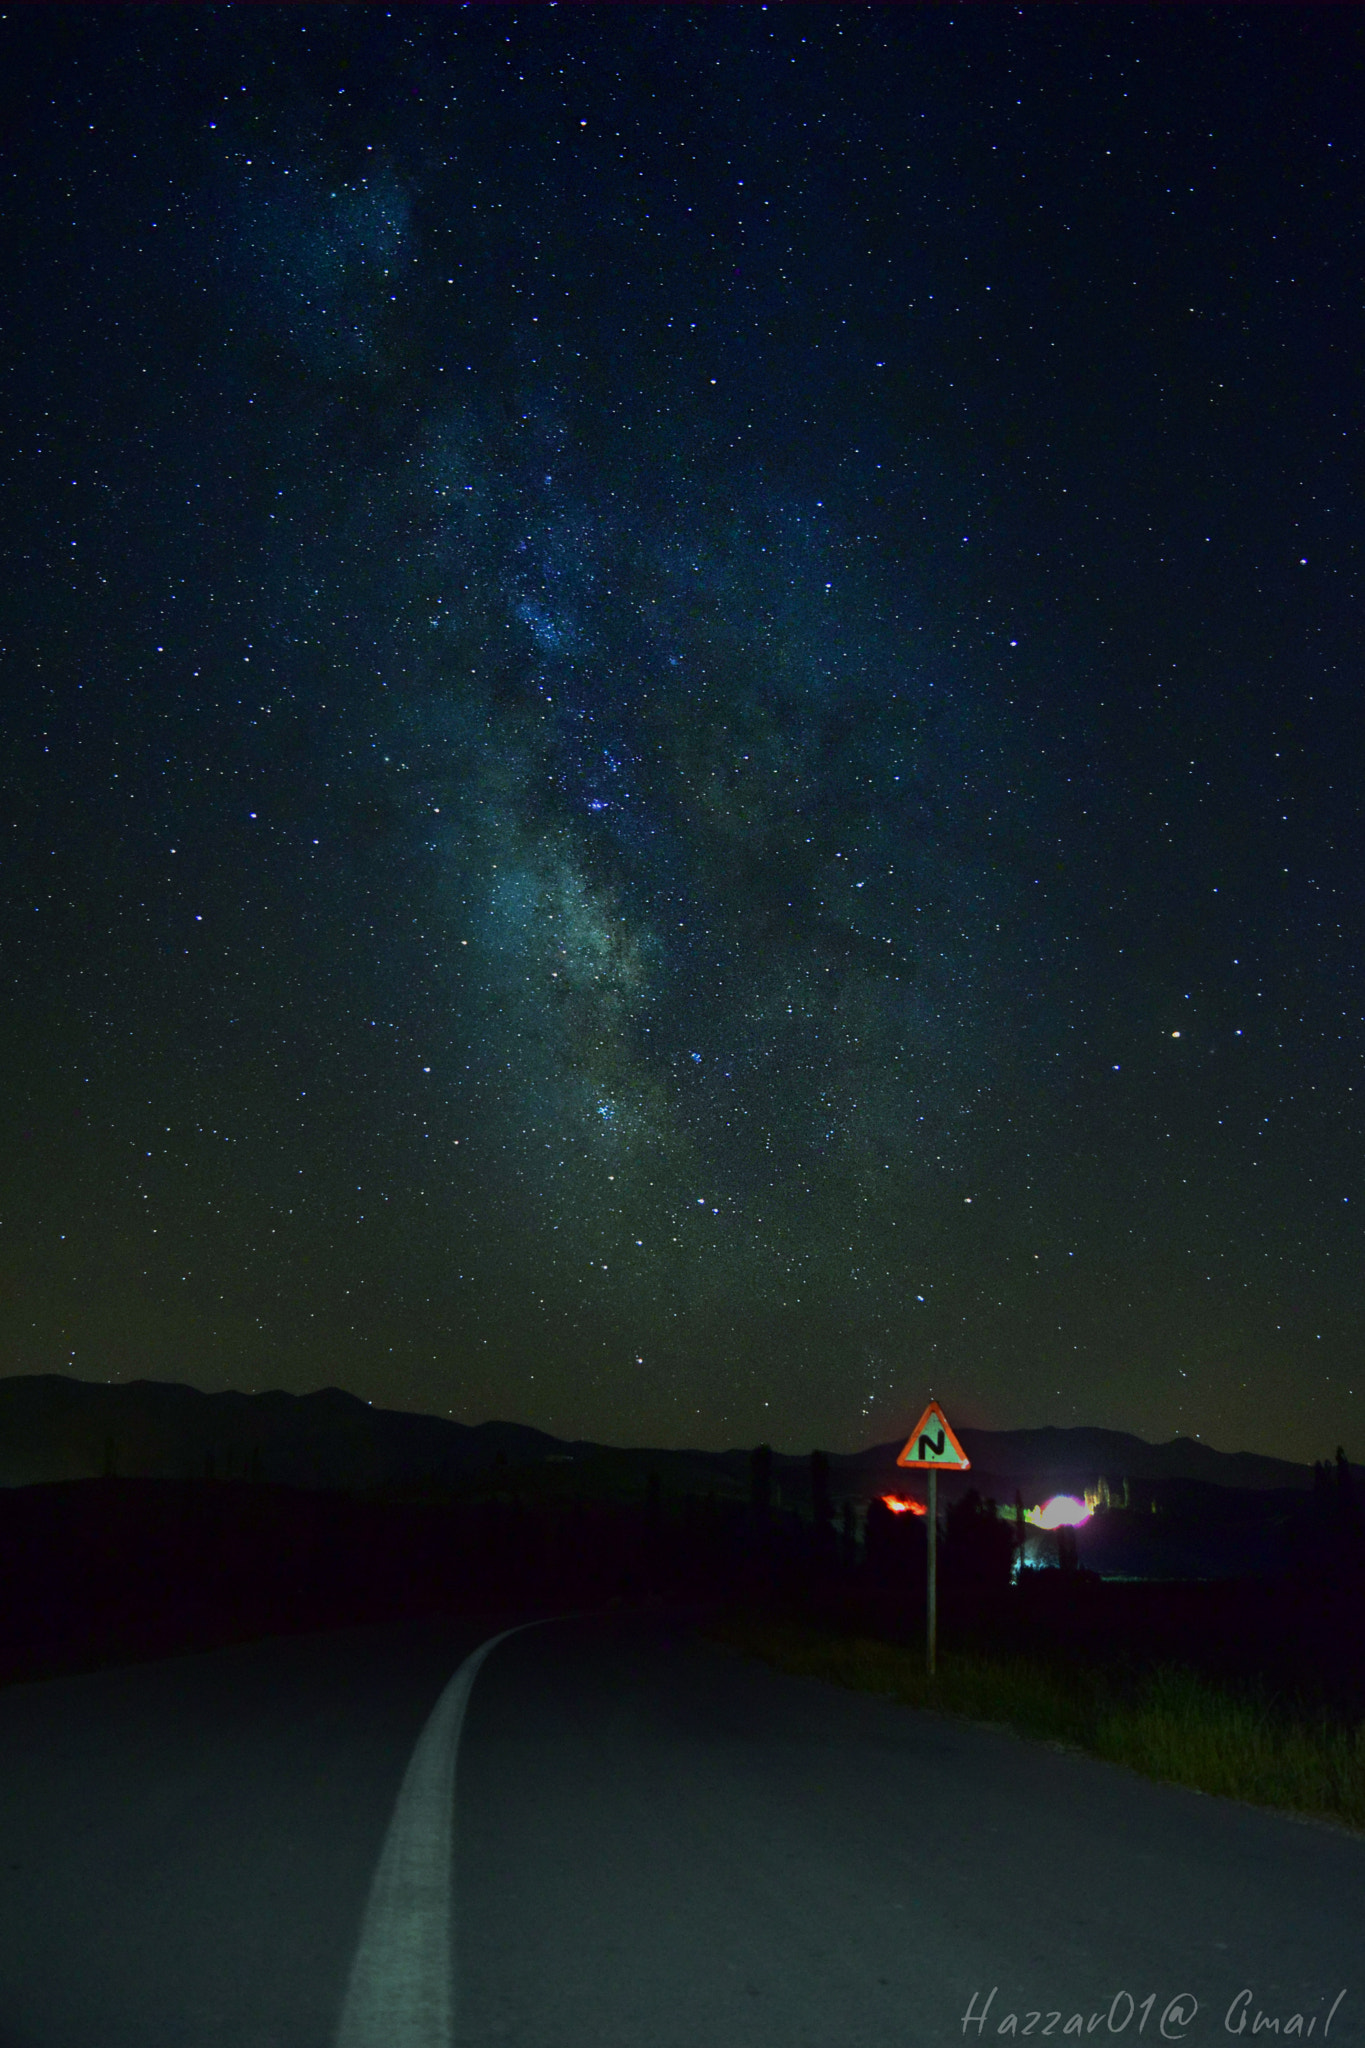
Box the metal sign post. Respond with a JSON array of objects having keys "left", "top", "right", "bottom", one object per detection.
[
  {"left": 896, "top": 1399, "right": 970, "bottom": 1681},
  {"left": 927, "top": 1467, "right": 937, "bottom": 1675}
]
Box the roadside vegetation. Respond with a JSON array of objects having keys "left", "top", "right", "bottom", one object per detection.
[
  {"left": 710, "top": 1611, "right": 1365, "bottom": 1833},
  {"left": 5, "top": 1441, "right": 1361, "bottom": 1841}
]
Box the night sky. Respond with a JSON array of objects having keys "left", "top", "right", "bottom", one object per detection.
[{"left": 2, "top": 8, "right": 1361, "bottom": 1462}]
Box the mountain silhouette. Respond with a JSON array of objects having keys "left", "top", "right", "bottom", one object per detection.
[{"left": 0, "top": 1376, "right": 1341, "bottom": 1499}]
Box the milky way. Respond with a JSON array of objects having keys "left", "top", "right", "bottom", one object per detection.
[{"left": 2, "top": 9, "right": 1361, "bottom": 1456}]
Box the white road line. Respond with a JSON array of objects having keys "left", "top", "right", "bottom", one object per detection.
[{"left": 333, "top": 1622, "right": 536, "bottom": 2048}]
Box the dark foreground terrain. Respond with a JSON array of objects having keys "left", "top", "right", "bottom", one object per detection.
[
  {"left": 0, "top": 1607, "right": 1361, "bottom": 2048},
  {"left": 2, "top": 1476, "right": 1363, "bottom": 1719}
]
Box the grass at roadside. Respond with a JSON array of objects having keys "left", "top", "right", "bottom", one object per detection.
[{"left": 709, "top": 1612, "right": 1365, "bottom": 1832}]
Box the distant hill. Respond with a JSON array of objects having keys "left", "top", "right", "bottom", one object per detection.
[
  {"left": 0, "top": 1376, "right": 566, "bottom": 1492},
  {"left": 854, "top": 1423, "right": 1318, "bottom": 1496},
  {"left": 0, "top": 1375, "right": 1349, "bottom": 1501}
]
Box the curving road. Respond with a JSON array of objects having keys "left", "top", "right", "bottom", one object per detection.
[{"left": 0, "top": 1611, "right": 1358, "bottom": 2048}]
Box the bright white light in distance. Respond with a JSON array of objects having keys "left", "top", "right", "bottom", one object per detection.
[{"left": 1032, "top": 1494, "right": 1092, "bottom": 1530}]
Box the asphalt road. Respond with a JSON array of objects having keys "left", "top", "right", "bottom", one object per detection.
[{"left": 0, "top": 1610, "right": 1359, "bottom": 2048}]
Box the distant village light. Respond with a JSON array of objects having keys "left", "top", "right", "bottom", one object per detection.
[{"left": 1030, "top": 1494, "right": 1093, "bottom": 1531}]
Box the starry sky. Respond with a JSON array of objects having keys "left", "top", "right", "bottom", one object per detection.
[{"left": 2, "top": 7, "right": 1361, "bottom": 1461}]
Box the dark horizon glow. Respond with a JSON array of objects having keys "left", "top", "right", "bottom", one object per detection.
[{"left": 1, "top": 10, "right": 1361, "bottom": 1462}]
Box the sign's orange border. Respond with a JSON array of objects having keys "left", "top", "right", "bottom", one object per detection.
[{"left": 896, "top": 1399, "right": 970, "bottom": 1470}]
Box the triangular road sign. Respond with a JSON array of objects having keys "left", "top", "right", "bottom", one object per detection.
[{"left": 897, "top": 1400, "right": 970, "bottom": 1470}]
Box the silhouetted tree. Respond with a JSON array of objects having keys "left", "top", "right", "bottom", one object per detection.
[
  {"left": 841, "top": 1497, "right": 858, "bottom": 1568},
  {"left": 1292, "top": 1457, "right": 1347, "bottom": 1587},
  {"left": 943, "top": 1489, "right": 1016, "bottom": 1595},
  {"left": 864, "top": 1495, "right": 925, "bottom": 1585},
  {"left": 809, "top": 1450, "right": 833, "bottom": 1545},
  {"left": 749, "top": 1443, "right": 773, "bottom": 1514},
  {"left": 1057, "top": 1525, "right": 1079, "bottom": 1574},
  {"left": 1336, "top": 1446, "right": 1356, "bottom": 1519},
  {"left": 644, "top": 1470, "right": 662, "bottom": 1585}
]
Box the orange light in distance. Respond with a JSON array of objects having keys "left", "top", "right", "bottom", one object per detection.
[{"left": 880, "top": 1494, "right": 927, "bottom": 1516}]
